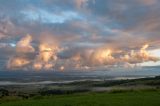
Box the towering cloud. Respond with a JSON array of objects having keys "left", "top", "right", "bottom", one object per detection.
[
  {"left": 16, "top": 34, "right": 35, "bottom": 53},
  {"left": 6, "top": 34, "right": 160, "bottom": 71},
  {"left": 33, "top": 42, "right": 59, "bottom": 70},
  {"left": 7, "top": 34, "right": 34, "bottom": 69},
  {"left": 121, "top": 44, "right": 159, "bottom": 64},
  {"left": 90, "top": 49, "right": 115, "bottom": 65}
]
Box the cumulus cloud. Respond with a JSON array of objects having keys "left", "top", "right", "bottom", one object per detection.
[
  {"left": 75, "top": 0, "right": 88, "bottom": 9},
  {"left": 56, "top": 44, "right": 160, "bottom": 70},
  {"left": 5, "top": 34, "right": 160, "bottom": 71},
  {"left": 7, "top": 56, "right": 30, "bottom": 69},
  {"left": 89, "top": 49, "right": 115, "bottom": 66},
  {"left": 7, "top": 34, "right": 61, "bottom": 70},
  {"left": 0, "top": 33, "right": 5, "bottom": 39},
  {"left": 7, "top": 35, "right": 34, "bottom": 70},
  {"left": 120, "top": 44, "right": 160, "bottom": 64},
  {"left": 16, "top": 34, "right": 35, "bottom": 53},
  {"left": 138, "top": 0, "right": 157, "bottom": 6},
  {"left": 33, "top": 41, "right": 60, "bottom": 70}
]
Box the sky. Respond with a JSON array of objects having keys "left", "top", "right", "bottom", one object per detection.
[{"left": 0, "top": 0, "right": 160, "bottom": 71}]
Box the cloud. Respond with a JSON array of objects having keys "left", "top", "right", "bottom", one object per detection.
[
  {"left": 7, "top": 56, "right": 30, "bottom": 69},
  {"left": 16, "top": 34, "right": 35, "bottom": 53},
  {"left": 56, "top": 44, "right": 160, "bottom": 69},
  {"left": 6, "top": 35, "right": 35, "bottom": 70},
  {"left": 138, "top": 0, "right": 158, "bottom": 6},
  {"left": 75, "top": 0, "right": 88, "bottom": 9},
  {"left": 4, "top": 34, "right": 160, "bottom": 71},
  {"left": 0, "top": 0, "right": 160, "bottom": 71},
  {"left": 120, "top": 44, "right": 160, "bottom": 64},
  {"left": 0, "top": 33, "right": 5, "bottom": 39},
  {"left": 33, "top": 41, "right": 59, "bottom": 70}
]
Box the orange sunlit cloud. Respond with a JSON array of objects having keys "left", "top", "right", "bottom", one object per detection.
[{"left": 6, "top": 34, "right": 160, "bottom": 71}]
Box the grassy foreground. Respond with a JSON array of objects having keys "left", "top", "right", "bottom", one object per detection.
[{"left": 0, "top": 90, "right": 160, "bottom": 106}]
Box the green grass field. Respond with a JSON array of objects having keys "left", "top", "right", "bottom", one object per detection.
[{"left": 1, "top": 90, "right": 160, "bottom": 106}]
